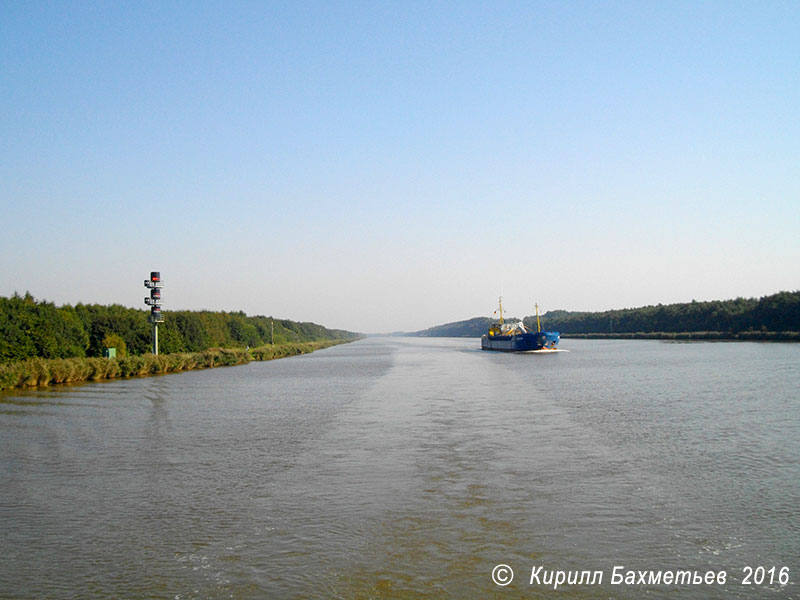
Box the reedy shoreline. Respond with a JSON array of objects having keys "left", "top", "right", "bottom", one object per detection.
[{"left": 0, "top": 340, "right": 352, "bottom": 392}]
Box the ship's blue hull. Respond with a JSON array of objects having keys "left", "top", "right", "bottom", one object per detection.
[{"left": 481, "top": 331, "right": 559, "bottom": 352}]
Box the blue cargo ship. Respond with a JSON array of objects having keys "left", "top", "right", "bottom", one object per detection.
[{"left": 481, "top": 298, "right": 560, "bottom": 352}]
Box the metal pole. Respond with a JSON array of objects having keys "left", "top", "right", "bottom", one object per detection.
[{"left": 144, "top": 271, "right": 163, "bottom": 355}]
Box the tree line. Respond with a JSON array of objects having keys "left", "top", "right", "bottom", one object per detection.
[
  {"left": 409, "top": 291, "right": 800, "bottom": 338},
  {"left": 0, "top": 292, "right": 357, "bottom": 364},
  {"left": 527, "top": 291, "right": 800, "bottom": 335}
]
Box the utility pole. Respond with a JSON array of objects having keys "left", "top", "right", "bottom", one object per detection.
[{"left": 144, "top": 271, "right": 164, "bottom": 354}]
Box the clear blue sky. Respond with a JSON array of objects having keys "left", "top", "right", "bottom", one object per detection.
[{"left": 2, "top": 1, "right": 798, "bottom": 333}]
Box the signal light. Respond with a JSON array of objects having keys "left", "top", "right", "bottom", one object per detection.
[{"left": 144, "top": 271, "right": 165, "bottom": 351}]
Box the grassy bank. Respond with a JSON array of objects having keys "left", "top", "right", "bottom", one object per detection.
[
  {"left": 562, "top": 331, "right": 800, "bottom": 341},
  {"left": 0, "top": 340, "right": 352, "bottom": 392}
]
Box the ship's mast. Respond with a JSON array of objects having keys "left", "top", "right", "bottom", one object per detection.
[
  {"left": 498, "top": 296, "right": 504, "bottom": 324},
  {"left": 535, "top": 303, "right": 541, "bottom": 333}
]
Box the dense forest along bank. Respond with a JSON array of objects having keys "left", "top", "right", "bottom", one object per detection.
[
  {"left": 410, "top": 290, "right": 800, "bottom": 339},
  {"left": 0, "top": 292, "right": 359, "bottom": 391},
  {"left": 561, "top": 331, "right": 800, "bottom": 341},
  {"left": 0, "top": 292, "right": 358, "bottom": 363}
]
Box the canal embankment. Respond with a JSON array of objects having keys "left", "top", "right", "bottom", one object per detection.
[{"left": 0, "top": 339, "right": 354, "bottom": 391}]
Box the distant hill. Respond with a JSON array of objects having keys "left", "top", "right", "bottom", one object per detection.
[
  {"left": 411, "top": 317, "right": 490, "bottom": 337},
  {"left": 411, "top": 316, "right": 519, "bottom": 338},
  {"left": 409, "top": 291, "right": 800, "bottom": 338}
]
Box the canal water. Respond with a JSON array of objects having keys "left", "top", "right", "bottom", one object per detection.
[{"left": 1, "top": 338, "right": 798, "bottom": 599}]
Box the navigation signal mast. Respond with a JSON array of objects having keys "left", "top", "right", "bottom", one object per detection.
[{"left": 143, "top": 271, "right": 164, "bottom": 354}]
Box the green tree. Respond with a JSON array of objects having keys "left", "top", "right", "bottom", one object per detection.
[{"left": 101, "top": 333, "right": 128, "bottom": 357}]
